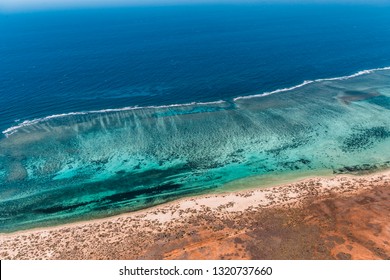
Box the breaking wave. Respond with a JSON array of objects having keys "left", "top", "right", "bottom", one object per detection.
[
  {"left": 2, "top": 100, "right": 226, "bottom": 137},
  {"left": 3, "top": 66, "right": 390, "bottom": 137},
  {"left": 233, "top": 66, "right": 390, "bottom": 101}
]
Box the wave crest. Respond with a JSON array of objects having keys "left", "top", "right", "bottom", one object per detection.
[
  {"left": 233, "top": 66, "right": 390, "bottom": 101},
  {"left": 3, "top": 66, "right": 390, "bottom": 137}
]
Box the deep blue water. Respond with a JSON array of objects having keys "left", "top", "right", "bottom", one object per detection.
[
  {"left": 1, "top": 4, "right": 390, "bottom": 232},
  {"left": 1, "top": 4, "right": 390, "bottom": 133}
]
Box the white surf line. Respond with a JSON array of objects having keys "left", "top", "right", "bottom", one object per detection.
[
  {"left": 3, "top": 66, "right": 390, "bottom": 137},
  {"left": 2, "top": 100, "right": 226, "bottom": 137},
  {"left": 233, "top": 66, "right": 390, "bottom": 101}
]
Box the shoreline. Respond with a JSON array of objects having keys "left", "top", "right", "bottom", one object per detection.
[
  {"left": 0, "top": 168, "right": 386, "bottom": 237},
  {"left": 0, "top": 168, "right": 334, "bottom": 236},
  {"left": 1, "top": 169, "right": 389, "bottom": 259}
]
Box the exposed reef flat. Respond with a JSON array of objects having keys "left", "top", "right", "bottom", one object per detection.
[{"left": 1, "top": 171, "right": 389, "bottom": 260}]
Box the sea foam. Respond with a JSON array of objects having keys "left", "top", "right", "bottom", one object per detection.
[
  {"left": 233, "top": 66, "right": 390, "bottom": 101},
  {"left": 2, "top": 67, "right": 390, "bottom": 232},
  {"left": 3, "top": 66, "right": 390, "bottom": 137},
  {"left": 2, "top": 100, "right": 226, "bottom": 137}
]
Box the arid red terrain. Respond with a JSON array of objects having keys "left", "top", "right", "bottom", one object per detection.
[
  {"left": 161, "top": 184, "right": 390, "bottom": 260},
  {"left": 1, "top": 172, "right": 389, "bottom": 260}
]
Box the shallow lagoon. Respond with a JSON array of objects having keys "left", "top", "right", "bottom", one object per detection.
[{"left": 1, "top": 69, "right": 390, "bottom": 232}]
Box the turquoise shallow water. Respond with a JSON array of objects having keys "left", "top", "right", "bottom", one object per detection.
[{"left": 1, "top": 69, "right": 390, "bottom": 232}]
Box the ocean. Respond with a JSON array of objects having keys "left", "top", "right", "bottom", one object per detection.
[{"left": 1, "top": 3, "right": 390, "bottom": 232}]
